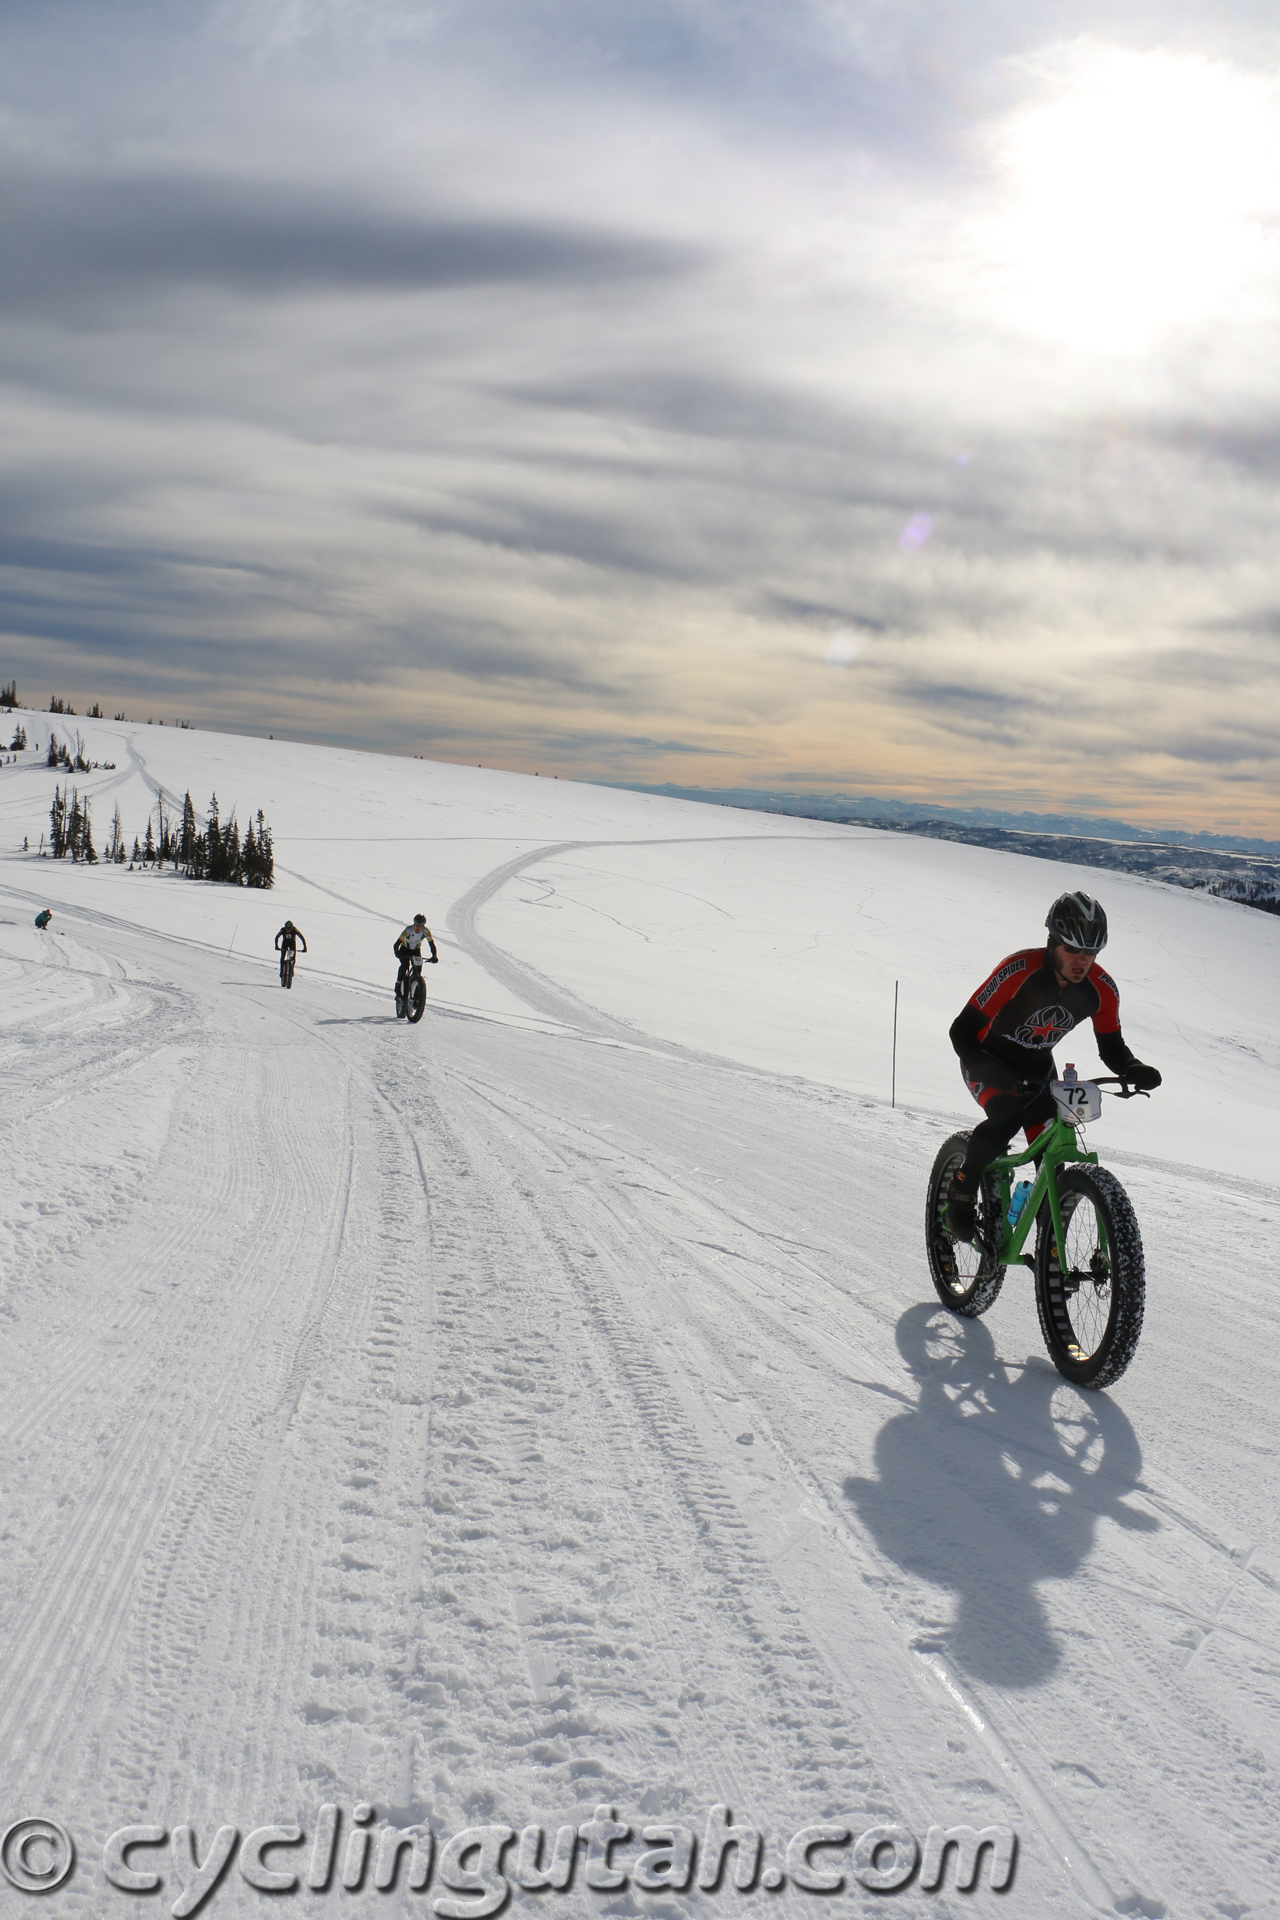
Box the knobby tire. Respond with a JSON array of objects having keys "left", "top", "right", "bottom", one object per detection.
[
  {"left": 1034, "top": 1165, "right": 1145, "bottom": 1389},
  {"left": 925, "top": 1130, "right": 1006, "bottom": 1317}
]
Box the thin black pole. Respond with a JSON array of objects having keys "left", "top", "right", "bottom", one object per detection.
[{"left": 892, "top": 980, "right": 899, "bottom": 1108}]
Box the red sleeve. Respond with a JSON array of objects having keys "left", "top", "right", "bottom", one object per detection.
[
  {"left": 968, "top": 949, "right": 1038, "bottom": 1035},
  {"left": 1089, "top": 963, "right": 1121, "bottom": 1036}
]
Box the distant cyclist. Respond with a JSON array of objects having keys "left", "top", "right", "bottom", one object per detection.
[
  {"left": 394, "top": 913, "right": 439, "bottom": 984},
  {"left": 945, "top": 892, "right": 1161, "bottom": 1241},
  {"left": 275, "top": 919, "right": 307, "bottom": 985}
]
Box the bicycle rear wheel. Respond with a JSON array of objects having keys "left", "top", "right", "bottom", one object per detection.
[
  {"left": 925, "top": 1131, "right": 1006, "bottom": 1317},
  {"left": 1034, "top": 1166, "right": 1145, "bottom": 1388}
]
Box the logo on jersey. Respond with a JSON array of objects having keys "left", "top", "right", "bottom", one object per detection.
[
  {"left": 976, "top": 955, "right": 1030, "bottom": 1009},
  {"left": 1012, "top": 1004, "right": 1074, "bottom": 1049}
]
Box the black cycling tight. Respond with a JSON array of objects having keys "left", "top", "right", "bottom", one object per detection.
[{"left": 958, "top": 1052, "right": 1057, "bottom": 1184}]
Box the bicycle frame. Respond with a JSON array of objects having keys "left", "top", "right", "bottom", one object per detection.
[{"left": 983, "top": 1112, "right": 1099, "bottom": 1268}]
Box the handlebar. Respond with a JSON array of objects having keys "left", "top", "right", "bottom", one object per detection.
[{"left": 1090, "top": 1076, "right": 1152, "bottom": 1100}]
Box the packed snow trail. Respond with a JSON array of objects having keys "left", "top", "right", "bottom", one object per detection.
[{"left": 1, "top": 722, "right": 1279, "bottom": 1917}]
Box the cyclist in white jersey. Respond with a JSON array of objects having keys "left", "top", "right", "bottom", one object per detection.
[{"left": 393, "top": 913, "right": 439, "bottom": 984}]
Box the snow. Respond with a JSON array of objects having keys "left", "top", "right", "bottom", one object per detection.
[{"left": 1, "top": 710, "right": 1277, "bottom": 1918}]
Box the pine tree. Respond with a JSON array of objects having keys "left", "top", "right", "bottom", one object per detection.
[
  {"left": 205, "top": 794, "right": 221, "bottom": 880},
  {"left": 180, "top": 792, "right": 197, "bottom": 873},
  {"left": 68, "top": 790, "right": 97, "bottom": 863},
  {"left": 107, "top": 802, "right": 125, "bottom": 864},
  {"left": 143, "top": 817, "right": 155, "bottom": 866},
  {"left": 47, "top": 732, "right": 60, "bottom": 768},
  {"left": 255, "top": 809, "right": 274, "bottom": 888},
  {"left": 49, "top": 784, "right": 67, "bottom": 858},
  {"left": 0, "top": 680, "right": 16, "bottom": 708}
]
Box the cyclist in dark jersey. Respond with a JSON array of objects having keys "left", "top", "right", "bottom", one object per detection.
[
  {"left": 945, "top": 892, "right": 1161, "bottom": 1240},
  {"left": 274, "top": 920, "right": 306, "bottom": 982},
  {"left": 275, "top": 920, "right": 306, "bottom": 957}
]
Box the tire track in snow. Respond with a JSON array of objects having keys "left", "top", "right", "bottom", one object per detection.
[
  {"left": 447, "top": 835, "right": 825, "bottom": 1062},
  {"left": 156, "top": 1067, "right": 366, "bottom": 1823},
  {"left": 114, "top": 1064, "right": 357, "bottom": 1798},
  {"left": 408, "top": 1054, "right": 901, "bottom": 1862},
  {"left": 0, "top": 1011, "right": 212, "bottom": 1456},
  {"left": 0, "top": 1044, "right": 271, "bottom": 1784},
  {"left": 130, "top": 982, "right": 444, "bottom": 1829},
  {"left": 0, "top": 1008, "right": 355, "bottom": 1824}
]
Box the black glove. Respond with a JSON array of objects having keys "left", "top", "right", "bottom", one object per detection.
[
  {"left": 429, "top": 953, "right": 439, "bottom": 964},
  {"left": 1127, "top": 1062, "right": 1161, "bottom": 1091}
]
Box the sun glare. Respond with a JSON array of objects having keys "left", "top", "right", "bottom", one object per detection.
[{"left": 988, "top": 46, "right": 1280, "bottom": 350}]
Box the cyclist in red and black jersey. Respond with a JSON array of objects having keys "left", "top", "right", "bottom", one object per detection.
[{"left": 945, "top": 892, "right": 1161, "bottom": 1240}]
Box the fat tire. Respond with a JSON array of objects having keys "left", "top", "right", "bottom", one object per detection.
[
  {"left": 407, "top": 975, "right": 427, "bottom": 1024},
  {"left": 925, "top": 1130, "right": 1006, "bottom": 1317},
  {"left": 1034, "top": 1165, "right": 1145, "bottom": 1389}
]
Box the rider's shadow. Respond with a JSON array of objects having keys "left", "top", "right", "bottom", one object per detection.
[{"left": 843, "top": 1304, "right": 1158, "bottom": 1690}]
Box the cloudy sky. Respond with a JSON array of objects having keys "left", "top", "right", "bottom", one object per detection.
[{"left": 4, "top": 1, "right": 1280, "bottom": 830}]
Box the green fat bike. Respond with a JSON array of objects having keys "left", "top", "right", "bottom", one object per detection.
[{"left": 926, "top": 1075, "right": 1151, "bottom": 1390}]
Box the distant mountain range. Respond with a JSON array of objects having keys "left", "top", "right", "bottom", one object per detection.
[{"left": 616, "top": 785, "right": 1280, "bottom": 916}]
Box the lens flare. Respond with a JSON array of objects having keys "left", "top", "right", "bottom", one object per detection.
[{"left": 898, "top": 514, "right": 934, "bottom": 553}]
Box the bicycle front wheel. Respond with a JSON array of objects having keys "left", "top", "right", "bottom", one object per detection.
[
  {"left": 925, "top": 1131, "right": 1006, "bottom": 1317},
  {"left": 1035, "top": 1166, "right": 1145, "bottom": 1388},
  {"left": 407, "top": 975, "right": 427, "bottom": 1023}
]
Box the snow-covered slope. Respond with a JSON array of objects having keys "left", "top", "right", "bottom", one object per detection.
[{"left": 1, "top": 712, "right": 1277, "bottom": 1918}]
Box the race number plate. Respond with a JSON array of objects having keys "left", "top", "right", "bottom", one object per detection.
[{"left": 1051, "top": 1078, "right": 1103, "bottom": 1123}]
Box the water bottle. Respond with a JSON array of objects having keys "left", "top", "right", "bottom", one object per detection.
[
  {"left": 1008, "top": 1179, "right": 1033, "bottom": 1226},
  {"left": 1063, "top": 1063, "right": 1078, "bottom": 1086}
]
